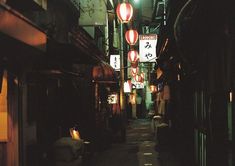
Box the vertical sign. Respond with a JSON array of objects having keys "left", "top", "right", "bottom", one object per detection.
[
  {"left": 124, "top": 81, "right": 132, "bottom": 93},
  {"left": 139, "top": 34, "right": 158, "bottom": 62},
  {"left": 110, "top": 55, "right": 120, "bottom": 71}
]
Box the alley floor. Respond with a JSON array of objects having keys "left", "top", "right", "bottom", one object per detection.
[{"left": 83, "top": 119, "right": 181, "bottom": 166}]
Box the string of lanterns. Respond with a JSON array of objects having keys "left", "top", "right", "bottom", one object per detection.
[
  {"left": 116, "top": 1, "right": 165, "bottom": 96},
  {"left": 116, "top": 1, "right": 144, "bottom": 86}
]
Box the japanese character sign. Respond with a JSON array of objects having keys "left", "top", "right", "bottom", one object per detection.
[
  {"left": 110, "top": 55, "right": 120, "bottom": 71},
  {"left": 107, "top": 94, "right": 118, "bottom": 104},
  {"left": 139, "top": 34, "right": 158, "bottom": 62},
  {"left": 79, "top": 0, "right": 107, "bottom": 26}
]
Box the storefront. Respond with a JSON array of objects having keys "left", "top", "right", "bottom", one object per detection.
[{"left": 0, "top": 3, "right": 46, "bottom": 166}]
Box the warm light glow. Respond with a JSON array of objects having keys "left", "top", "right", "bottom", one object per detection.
[
  {"left": 156, "top": 68, "right": 163, "bottom": 79},
  {"left": 177, "top": 74, "right": 180, "bottom": 81},
  {"left": 129, "top": 94, "right": 136, "bottom": 104},
  {"left": 131, "top": 60, "right": 139, "bottom": 68},
  {"left": 0, "top": 71, "right": 8, "bottom": 141},
  {"left": 108, "top": 94, "right": 118, "bottom": 104},
  {"left": 144, "top": 153, "right": 153, "bottom": 155},
  {"left": 70, "top": 128, "right": 80, "bottom": 140},
  {"left": 128, "top": 50, "right": 139, "bottom": 63},
  {"left": 116, "top": 2, "right": 133, "bottom": 23},
  {"left": 140, "top": 72, "right": 145, "bottom": 79},
  {"left": 178, "top": 63, "right": 181, "bottom": 69},
  {"left": 229, "top": 91, "right": 232, "bottom": 102},
  {"left": 150, "top": 85, "right": 157, "bottom": 93},
  {"left": 125, "top": 29, "right": 139, "bottom": 45},
  {"left": 135, "top": 74, "right": 143, "bottom": 82},
  {"left": 131, "top": 67, "right": 139, "bottom": 76}
]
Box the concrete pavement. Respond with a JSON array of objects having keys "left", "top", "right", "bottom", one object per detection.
[{"left": 83, "top": 119, "right": 180, "bottom": 166}]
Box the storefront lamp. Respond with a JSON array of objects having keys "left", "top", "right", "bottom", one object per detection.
[
  {"left": 128, "top": 50, "right": 139, "bottom": 63},
  {"left": 125, "top": 29, "right": 138, "bottom": 45},
  {"left": 150, "top": 85, "right": 157, "bottom": 93},
  {"left": 116, "top": 2, "right": 133, "bottom": 23},
  {"left": 70, "top": 125, "right": 80, "bottom": 140}
]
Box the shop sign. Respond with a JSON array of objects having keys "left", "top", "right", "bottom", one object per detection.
[
  {"left": 107, "top": 94, "right": 118, "bottom": 104},
  {"left": 139, "top": 34, "right": 158, "bottom": 62},
  {"left": 124, "top": 80, "right": 132, "bottom": 93},
  {"left": 132, "top": 81, "right": 144, "bottom": 89},
  {"left": 110, "top": 55, "right": 120, "bottom": 71}
]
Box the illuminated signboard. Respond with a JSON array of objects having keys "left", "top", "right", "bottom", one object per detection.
[{"left": 107, "top": 94, "right": 118, "bottom": 104}]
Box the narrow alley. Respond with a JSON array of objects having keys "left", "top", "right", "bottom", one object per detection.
[
  {"left": 83, "top": 119, "right": 180, "bottom": 166},
  {"left": 0, "top": 1, "right": 234, "bottom": 166}
]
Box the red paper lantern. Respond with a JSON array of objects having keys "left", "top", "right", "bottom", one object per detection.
[
  {"left": 140, "top": 72, "right": 145, "bottom": 79},
  {"left": 125, "top": 29, "right": 138, "bottom": 45},
  {"left": 128, "top": 50, "right": 139, "bottom": 63},
  {"left": 131, "top": 67, "right": 139, "bottom": 76},
  {"left": 116, "top": 2, "right": 133, "bottom": 23},
  {"left": 131, "top": 61, "right": 138, "bottom": 68},
  {"left": 135, "top": 74, "right": 143, "bottom": 82}
]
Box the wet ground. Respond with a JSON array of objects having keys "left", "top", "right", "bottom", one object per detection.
[{"left": 83, "top": 119, "right": 181, "bottom": 166}]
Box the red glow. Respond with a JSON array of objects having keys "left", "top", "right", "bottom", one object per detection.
[
  {"left": 125, "top": 29, "right": 138, "bottom": 45},
  {"left": 116, "top": 2, "right": 133, "bottom": 23}
]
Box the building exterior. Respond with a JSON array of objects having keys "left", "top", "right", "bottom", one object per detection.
[
  {"left": 0, "top": 0, "right": 234, "bottom": 166},
  {"left": 0, "top": 0, "right": 119, "bottom": 166}
]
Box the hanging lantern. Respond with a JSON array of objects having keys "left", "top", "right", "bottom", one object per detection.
[
  {"left": 131, "top": 67, "right": 139, "bottom": 76},
  {"left": 125, "top": 29, "right": 138, "bottom": 45},
  {"left": 150, "top": 85, "right": 157, "bottom": 93},
  {"left": 116, "top": 2, "right": 133, "bottom": 23},
  {"left": 140, "top": 72, "right": 145, "bottom": 79},
  {"left": 135, "top": 74, "right": 143, "bottom": 82},
  {"left": 128, "top": 50, "right": 139, "bottom": 63},
  {"left": 131, "top": 60, "right": 138, "bottom": 68}
]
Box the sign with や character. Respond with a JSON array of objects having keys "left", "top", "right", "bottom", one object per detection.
[{"left": 139, "top": 34, "right": 158, "bottom": 62}]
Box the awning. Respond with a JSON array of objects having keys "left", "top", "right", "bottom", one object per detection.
[
  {"left": 47, "top": 26, "right": 109, "bottom": 64},
  {"left": 47, "top": 39, "right": 101, "bottom": 65},
  {"left": 0, "top": 3, "right": 46, "bottom": 52},
  {"left": 92, "top": 62, "right": 118, "bottom": 83}
]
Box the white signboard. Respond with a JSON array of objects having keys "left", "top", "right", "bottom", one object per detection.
[
  {"left": 124, "top": 81, "right": 132, "bottom": 93},
  {"left": 139, "top": 34, "right": 158, "bottom": 62},
  {"left": 110, "top": 55, "right": 120, "bottom": 71},
  {"left": 132, "top": 81, "right": 144, "bottom": 89},
  {"left": 107, "top": 94, "right": 118, "bottom": 104},
  {"left": 135, "top": 82, "right": 144, "bottom": 89},
  {"left": 79, "top": 0, "right": 107, "bottom": 26}
]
